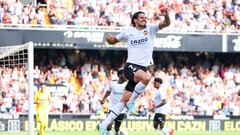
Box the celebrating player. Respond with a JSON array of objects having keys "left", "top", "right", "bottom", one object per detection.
[{"left": 98, "top": 7, "right": 170, "bottom": 135}]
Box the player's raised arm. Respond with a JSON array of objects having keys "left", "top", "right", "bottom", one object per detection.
[
  {"left": 159, "top": 7, "right": 171, "bottom": 29},
  {"left": 106, "top": 34, "right": 119, "bottom": 45}
]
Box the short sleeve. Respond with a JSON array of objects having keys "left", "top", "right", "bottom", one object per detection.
[
  {"left": 160, "top": 89, "right": 167, "bottom": 100},
  {"left": 116, "top": 28, "right": 127, "bottom": 41},
  {"left": 108, "top": 82, "right": 114, "bottom": 92},
  {"left": 149, "top": 24, "right": 159, "bottom": 35}
]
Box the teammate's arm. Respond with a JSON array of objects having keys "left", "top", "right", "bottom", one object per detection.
[
  {"left": 159, "top": 8, "right": 171, "bottom": 29},
  {"left": 154, "top": 99, "right": 166, "bottom": 108},
  {"left": 106, "top": 34, "right": 119, "bottom": 45},
  {"left": 100, "top": 91, "right": 111, "bottom": 104}
]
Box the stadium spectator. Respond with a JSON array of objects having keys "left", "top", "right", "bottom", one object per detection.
[
  {"left": 0, "top": 0, "right": 239, "bottom": 31},
  {"left": 1, "top": 50, "right": 240, "bottom": 118}
]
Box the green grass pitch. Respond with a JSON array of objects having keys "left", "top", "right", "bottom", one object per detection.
[{"left": 1, "top": 131, "right": 239, "bottom": 135}]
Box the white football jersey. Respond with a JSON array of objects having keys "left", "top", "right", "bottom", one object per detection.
[
  {"left": 116, "top": 24, "right": 159, "bottom": 67},
  {"left": 108, "top": 81, "right": 128, "bottom": 114},
  {"left": 153, "top": 86, "right": 169, "bottom": 114}
]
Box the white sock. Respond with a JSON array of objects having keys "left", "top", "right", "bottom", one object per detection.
[
  {"left": 127, "top": 82, "right": 146, "bottom": 106},
  {"left": 100, "top": 102, "right": 125, "bottom": 129},
  {"left": 119, "top": 130, "right": 127, "bottom": 135},
  {"left": 161, "top": 127, "right": 170, "bottom": 135},
  {"left": 106, "top": 131, "right": 112, "bottom": 135}
]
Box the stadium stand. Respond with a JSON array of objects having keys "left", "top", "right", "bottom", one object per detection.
[
  {"left": 1, "top": 49, "right": 240, "bottom": 117},
  {"left": 0, "top": 0, "right": 239, "bottom": 31}
]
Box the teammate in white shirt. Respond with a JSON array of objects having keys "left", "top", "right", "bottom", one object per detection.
[
  {"left": 152, "top": 78, "right": 174, "bottom": 135},
  {"left": 98, "top": 7, "right": 170, "bottom": 135},
  {"left": 100, "top": 69, "right": 127, "bottom": 135}
]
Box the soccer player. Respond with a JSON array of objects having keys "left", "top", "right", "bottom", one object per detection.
[
  {"left": 152, "top": 78, "right": 173, "bottom": 135},
  {"left": 34, "top": 83, "right": 51, "bottom": 135},
  {"left": 98, "top": 7, "right": 170, "bottom": 135},
  {"left": 100, "top": 69, "right": 127, "bottom": 135}
]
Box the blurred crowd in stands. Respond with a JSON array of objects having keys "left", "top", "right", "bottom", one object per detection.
[
  {"left": 0, "top": 49, "right": 240, "bottom": 117},
  {"left": 0, "top": 0, "right": 240, "bottom": 32}
]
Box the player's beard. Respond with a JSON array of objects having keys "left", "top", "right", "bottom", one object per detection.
[
  {"left": 140, "top": 21, "right": 147, "bottom": 28},
  {"left": 140, "top": 24, "right": 147, "bottom": 29},
  {"left": 135, "top": 21, "right": 147, "bottom": 29}
]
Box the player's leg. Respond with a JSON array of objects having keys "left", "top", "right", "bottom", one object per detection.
[
  {"left": 126, "top": 70, "right": 151, "bottom": 114},
  {"left": 153, "top": 113, "right": 160, "bottom": 130},
  {"left": 113, "top": 114, "right": 125, "bottom": 134},
  {"left": 98, "top": 91, "right": 131, "bottom": 135},
  {"left": 36, "top": 113, "right": 41, "bottom": 135},
  {"left": 106, "top": 122, "right": 113, "bottom": 135},
  {"left": 36, "top": 113, "right": 44, "bottom": 135},
  {"left": 38, "top": 113, "right": 44, "bottom": 135},
  {"left": 40, "top": 123, "right": 44, "bottom": 135},
  {"left": 42, "top": 113, "right": 48, "bottom": 135},
  {"left": 104, "top": 110, "right": 114, "bottom": 135},
  {"left": 158, "top": 113, "right": 173, "bottom": 135},
  {"left": 45, "top": 113, "right": 49, "bottom": 130},
  {"left": 121, "top": 63, "right": 149, "bottom": 114}
]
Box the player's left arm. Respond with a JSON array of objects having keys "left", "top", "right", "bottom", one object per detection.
[
  {"left": 159, "top": 8, "right": 171, "bottom": 29},
  {"left": 154, "top": 99, "right": 167, "bottom": 108},
  {"left": 100, "top": 91, "right": 111, "bottom": 104}
]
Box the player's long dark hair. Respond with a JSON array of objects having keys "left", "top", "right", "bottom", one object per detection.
[{"left": 131, "top": 11, "right": 145, "bottom": 27}]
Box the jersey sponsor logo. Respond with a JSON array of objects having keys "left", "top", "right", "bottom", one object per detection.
[
  {"left": 130, "top": 38, "right": 148, "bottom": 45},
  {"left": 112, "top": 90, "right": 124, "bottom": 95}
]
